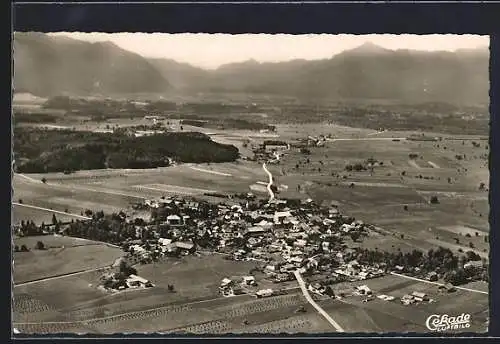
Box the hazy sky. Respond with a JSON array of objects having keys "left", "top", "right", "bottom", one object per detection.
[{"left": 49, "top": 33, "right": 489, "bottom": 70}]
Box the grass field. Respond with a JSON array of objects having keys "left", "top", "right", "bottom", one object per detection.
[
  {"left": 13, "top": 243, "right": 122, "bottom": 284},
  {"left": 317, "top": 273, "right": 488, "bottom": 333},
  {"left": 12, "top": 160, "right": 268, "bottom": 222},
  {"left": 12, "top": 121, "right": 489, "bottom": 334}
]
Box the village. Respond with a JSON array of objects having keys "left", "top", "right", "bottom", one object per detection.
[{"left": 92, "top": 187, "right": 480, "bottom": 310}]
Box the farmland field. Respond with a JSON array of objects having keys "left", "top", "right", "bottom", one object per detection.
[
  {"left": 13, "top": 243, "right": 122, "bottom": 284},
  {"left": 12, "top": 121, "right": 489, "bottom": 334}
]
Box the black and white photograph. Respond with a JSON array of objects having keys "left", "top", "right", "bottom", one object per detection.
[{"left": 11, "top": 33, "right": 490, "bottom": 335}]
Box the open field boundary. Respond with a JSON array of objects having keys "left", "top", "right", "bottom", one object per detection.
[
  {"left": 389, "top": 272, "right": 488, "bottom": 295},
  {"left": 14, "top": 265, "right": 112, "bottom": 288},
  {"left": 12, "top": 203, "right": 91, "bottom": 220},
  {"left": 187, "top": 166, "right": 233, "bottom": 177},
  {"left": 134, "top": 184, "right": 216, "bottom": 195}
]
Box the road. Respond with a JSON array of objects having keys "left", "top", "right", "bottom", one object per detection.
[
  {"left": 12, "top": 202, "right": 92, "bottom": 220},
  {"left": 293, "top": 270, "right": 345, "bottom": 332},
  {"left": 390, "top": 272, "right": 488, "bottom": 295},
  {"left": 262, "top": 163, "right": 275, "bottom": 202},
  {"left": 326, "top": 137, "right": 407, "bottom": 142}
]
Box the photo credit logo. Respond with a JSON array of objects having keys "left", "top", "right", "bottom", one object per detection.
[{"left": 426, "top": 313, "right": 471, "bottom": 332}]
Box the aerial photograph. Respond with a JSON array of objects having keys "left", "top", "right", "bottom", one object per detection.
[{"left": 12, "top": 33, "right": 490, "bottom": 335}]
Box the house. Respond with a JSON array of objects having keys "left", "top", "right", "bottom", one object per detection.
[
  {"left": 411, "top": 291, "right": 429, "bottom": 302},
  {"left": 220, "top": 278, "right": 233, "bottom": 289},
  {"left": 401, "top": 294, "right": 416, "bottom": 305},
  {"left": 439, "top": 284, "right": 457, "bottom": 293},
  {"left": 356, "top": 285, "right": 372, "bottom": 295},
  {"left": 158, "top": 238, "right": 172, "bottom": 246},
  {"left": 294, "top": 239, "right": 307, "bottom": 248},
  {"left": 264, "top": 144, "right": 289, "bottom": 153},
  {"left": 464, "top": 260, "right": 483, "bottom": 269},
  {"left": 358, "top": 271, "right": 370, "bottom": 280},
  {"left": 256, "top": 289, "right": 274, "bottom": 298},
  {"left": 280, "top": 263, "right": 296, "bottom": 273},
  {"left": 245, "top": 226, "right": 267, "bottom": 237},
  {"left": 308, "top": 283, "right": 326, "bottom": 295},
  {"left": 274, "top": 211, "right": 292, "bottom": 224},
  {"left": 274, "top": 273, "right": 292, "bottom": 282},
  {"left": 377, "top": 294, "right": 395, "bottom": 301},
  {"left": 174, "top": 241, "right": 195, "bottom": 254},
  {"left": 242, "top": 276, "right": 256, "bottom": 286},
  {"left": 126, "top": 274, "right": 153, "bottom": 288},
  {"left": 166, "top": 215, "right": 182, "bottom": 226},
  {"left": 265, "top": 265, "right": 277, "bottom": 273},
  {"left": 426, "top": 271, "right": 438, "bottom": 282}
]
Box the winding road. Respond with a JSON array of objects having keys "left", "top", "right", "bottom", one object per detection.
[
  {"left": 293, "top": 270, "right": 345, "bottom": 332},
  {"left": 262, "top": 163, "right": 275, "bottom": 202}
]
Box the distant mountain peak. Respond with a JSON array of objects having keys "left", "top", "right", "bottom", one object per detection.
[{"left": 347, "top": 42, "right": 390, "bottom": 55}]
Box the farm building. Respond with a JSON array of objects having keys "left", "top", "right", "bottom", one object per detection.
[
  {"left": 411, "top": 291, "right": 429, "bottom": 302},
  {"left": 220, "top": 278, "right": 233, "bottom": 288},
  {"left": 264, "top": 144, "right": 289, "bottom": 153},
  {"left": 245, "top": 226, "right": 267, "bottom": 237},
  {"left": 158, "top": 238, "right": 173, "bottom": 246},
  {"left": 174, "top": 241, "right": 195, "bottom": 254},
  {"left": 126, "top": 274, "right": 153, "bottom": 288},
  {"left": 426, "top": 271, "right": 438, "bottom": 281},
  {"left": 242, "top": 276, "right": 256, "bottom": 286},
  {"left": 256, "top": 289, "right": 274, "bottom": 298}
]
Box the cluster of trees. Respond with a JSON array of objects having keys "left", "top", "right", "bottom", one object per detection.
[
  {"left": 13, "top": 244, "right": 30, "bottom": 252},
  {"left": 14, "top": 128, "right": 239, "bottom": 173},
  {"left": 355, "top": 246, "right": 487, "bottom": 285},
  {"left": 16, "top": 220, "right": 46, "bottom": 236},
  {"left": 272, "top": 103, "right": 488, "bottom": 135},
  {"left": 345, "top": 163, "right": 367, "bottom": 172},
  {"left": 263, "top": 140, "right": 287, "bottom": 146},
  {"left": 63, "top": 211, "right": 137, "bottom": 244},
  {"left": 180, "top": 118, "right": 274, "bottom": 132},
  {"left": 14, "top": 112, "right": 59, "bottom": 124}
]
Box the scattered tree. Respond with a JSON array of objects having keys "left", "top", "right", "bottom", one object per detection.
[
  {"left": 35, "top": 241, "right": 45, "bottom": 250},
  {"left": 430, "top": 196, "right": 440, "bottom": 204}
]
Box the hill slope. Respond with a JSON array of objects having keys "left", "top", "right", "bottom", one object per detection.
[
  {"left": 13, "top": 32, "right": 171, "bottom": 97},
  {"left": 13, "top": 33, "right": 489, "bottom": 105},
  {"left": 151, "top": 42, "right": 489, "bottom": 105}
]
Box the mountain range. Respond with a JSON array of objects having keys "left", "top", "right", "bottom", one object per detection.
[{"left": 13, "top": 33, "right": 489, "bottom": 105}]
